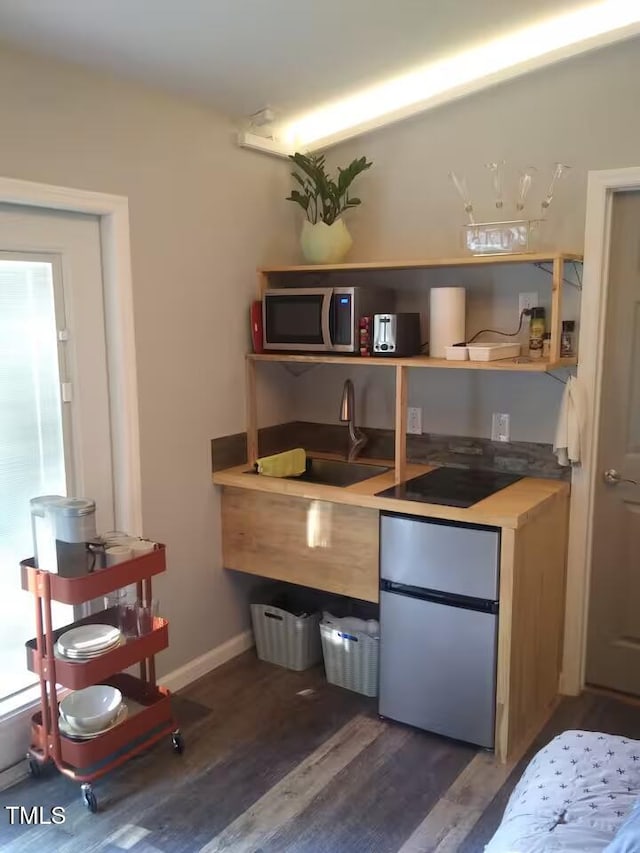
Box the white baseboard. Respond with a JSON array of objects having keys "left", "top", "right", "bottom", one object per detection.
[
  {"left": 0, "top": 757, "right": 31, "bottom": 793},
  {"left": 161, "top": 629, "right": 254, "bottom": 694}
]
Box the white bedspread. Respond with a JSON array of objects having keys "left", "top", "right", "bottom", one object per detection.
[{"left": 485, "top": 731, "right": 640, "bottom": 853}]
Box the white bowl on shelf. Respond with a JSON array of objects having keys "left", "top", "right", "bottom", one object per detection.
[{"left": 59, "top": 684, "right": 122, "bottom": 733}]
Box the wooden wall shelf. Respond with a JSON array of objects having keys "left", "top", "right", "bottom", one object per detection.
[
  {"left": 247, "top": 353, "right": 577, "bottom": 373},
  {"left": 259, "top": 251, "right": 582, "bottom": 275},
  {"left": 245, "top": 252, "right": 581, "bottom": 481}
]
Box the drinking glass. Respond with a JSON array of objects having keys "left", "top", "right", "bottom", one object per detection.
[
  {"left": 541, "top": 163, "right": 571, "bottom": 213},
  {"left": 104, "top": 590, "right": 137, "bottom": 636},
  {"left": 136, "top": 598, "right": 159, "bottom": 635},
  {"left": 516, "top": 167, "right": 537, "bottom": 212},
  {"left": 448, "top": 171, "right": 475, "bottom": 223},
  {"left": 485, "top": 161, "right": 505, "bottom": 210}
]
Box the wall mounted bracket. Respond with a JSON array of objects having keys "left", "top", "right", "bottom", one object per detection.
[{"left": 534, "top": 260, "right": 583, "bottom": 290}]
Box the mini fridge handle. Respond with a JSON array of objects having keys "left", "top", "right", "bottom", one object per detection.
[{"left": 380, "top": 579, "right": 498, "bottom": 615}]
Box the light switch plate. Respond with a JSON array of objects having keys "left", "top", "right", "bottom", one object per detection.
[
  {"left": 407, "top": 407, "right": 422, "bottom": 435},
  {"left": 491, "top": 412, "right": 510, "bottom": 443}
]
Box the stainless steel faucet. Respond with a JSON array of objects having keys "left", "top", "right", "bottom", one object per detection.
[{"left": 339, "top": 379, "right": 367, "bottom": 462}]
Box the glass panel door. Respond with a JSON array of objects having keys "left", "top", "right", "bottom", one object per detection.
[{"left": 0, "top": 256, "right": 70, "bottom": 702}]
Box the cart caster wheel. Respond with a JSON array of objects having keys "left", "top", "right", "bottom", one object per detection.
[
  {"left": 81, "top": 784, "right": 98, "bottom": 813},
  {"left": 27, "top": 756, "right": 42, "bottom": 778},
  {"left": 171, "top": 731, "right": 184, "bottom": 754}
]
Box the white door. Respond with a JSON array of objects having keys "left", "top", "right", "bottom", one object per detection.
[
  {"left": 586, "top": 190, "right": 640, "bottom": 694},
  {"left": 0, "top": 204, "right": 114, "bottom": 771}
]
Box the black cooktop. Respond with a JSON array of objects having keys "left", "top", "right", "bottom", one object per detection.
[{"left": 375, "top": 467, "right": 523, "bottom": 508}]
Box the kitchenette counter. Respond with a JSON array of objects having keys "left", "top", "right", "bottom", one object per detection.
[
  {"left": 214, "top": 454, "right": 570, "bottom": 763},
  {"left": 212, "top": 457, "right": 569, "bottom": 530}
]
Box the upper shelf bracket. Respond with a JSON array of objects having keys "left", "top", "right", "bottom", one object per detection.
[
  {"left": 281, "top": 363, "right": 317, "bottom": 377},
  {"left": 534, "top": 260, "right": 583, "bottom": 290}
]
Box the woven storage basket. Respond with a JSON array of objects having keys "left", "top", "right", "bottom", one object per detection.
[
  {"left": 250, "top": 603, "right": 322, "bottom": 671},
  {"left": 320, "top": 620, "right": 379, "bottom": 697}
]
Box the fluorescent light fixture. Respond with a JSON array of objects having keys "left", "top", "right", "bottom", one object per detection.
[
  {"left": 280, "top": 1, "right": 640, "bottom": 151},
  {"left": 237, "top": 130, "right": 291, "bottom": 158}
]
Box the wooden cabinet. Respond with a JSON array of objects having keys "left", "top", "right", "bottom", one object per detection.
[
  {"left": 496, "top": 487, "right": 569, "bottom": 762},
  {"left": 221, "top": 487, "right": 379, "bottom": 602},
  {"left": 219, "top": 480, "right": 569, "bottom": 763}
]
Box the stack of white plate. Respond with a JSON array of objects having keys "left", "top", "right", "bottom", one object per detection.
[
  {"left": 55, "top": 624, "right": 123, "bottom": 662},
  {"left": 59, "top": 684, "right": 128, "bottom": 740}
]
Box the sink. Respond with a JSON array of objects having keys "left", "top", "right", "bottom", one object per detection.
[
  {"left": 244, "top": 457, "right": 390, "bottom": 487},
  {"left": 295, "top": 458, "right": 390, "bottom": 487}
]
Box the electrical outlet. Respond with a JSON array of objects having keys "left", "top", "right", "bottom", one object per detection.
[
  {"left": 491, "top": 412, "right": 510, "bottom": 443},
  {"left": 518, "top": 292, "right": 538, "bottom": 319},
  {"left": 407, "top": 406, "right": 422, "bottom": 435}
]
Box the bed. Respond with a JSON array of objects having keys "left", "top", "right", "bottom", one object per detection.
[{"left": 485, "top": 730, "right": 640, "bottom": 852}]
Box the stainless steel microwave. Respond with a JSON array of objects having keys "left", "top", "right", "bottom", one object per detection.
[{"left": 263, "top": 287, "right": 393, "bottom": 353}]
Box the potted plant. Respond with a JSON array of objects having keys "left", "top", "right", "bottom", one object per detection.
[{"left": 286, "top": 152, "right": 373, "bottom": 263}]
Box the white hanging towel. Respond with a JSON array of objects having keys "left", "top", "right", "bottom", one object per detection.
[{"left": 554, "top": 375, "right": 587, "bottom": 466}]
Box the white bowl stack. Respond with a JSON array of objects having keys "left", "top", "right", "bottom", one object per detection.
[{"left": 59, "top": 685, "right": 126, "bottom": 739}]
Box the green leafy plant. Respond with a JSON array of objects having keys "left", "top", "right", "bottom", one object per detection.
[{"left": 286, "top": 152, "right": 373, "bottom": 225}]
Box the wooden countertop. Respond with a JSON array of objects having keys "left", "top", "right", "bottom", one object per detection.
[{"left": 212, "top": 455, "right": 569, "bottom": 530}]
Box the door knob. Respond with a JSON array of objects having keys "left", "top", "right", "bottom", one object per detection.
[{"left": 603, "top": 468, "right": 638, "bottom": 486}]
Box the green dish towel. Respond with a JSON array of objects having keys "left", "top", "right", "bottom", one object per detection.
[{"left": 255, "top": 448, "right": 307, "bottom": 478}]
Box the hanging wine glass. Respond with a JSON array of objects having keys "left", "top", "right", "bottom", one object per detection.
[
  {"left": 485, "top": 161, "right": 506, "bottom": 210},
  {"left": 541, "top": 163, "right": 571, "bottom": 214},
  {"left": 516, "top": 167, "right": 537, "bottom": 213},
  {"left": 448, "top": 171, "right": 475, "bottom": 223}
]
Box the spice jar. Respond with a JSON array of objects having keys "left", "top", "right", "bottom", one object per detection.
[
  {"left": 542, "top": 332, "right": 551, "bottom": 360},
  {"left": 561, "top": 320, "right": 576, "bottom": 357},
  {"left": 529, "top": 307, "right": 546, "bottom": 359}
]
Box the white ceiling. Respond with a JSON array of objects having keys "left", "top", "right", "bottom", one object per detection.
[{"left": 0, "top": 0, "right": 595, "bottom": 121}]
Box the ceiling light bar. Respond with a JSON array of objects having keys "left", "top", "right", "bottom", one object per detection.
[
  {"left": 237, "top": 130, "right": 292, "bottom": 158},
  {"left": 280, "top": 1, "right": 640, "bottom": 152}
]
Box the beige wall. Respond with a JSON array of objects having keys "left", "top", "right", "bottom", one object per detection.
[
  {"left": 0, "top": 43, "right": 297, "bottom": 673},
  {"left": 290, "top": 37, "right": 640, "bottom": 444},
  {"left": 3, "top": 35, "right": 639, "bottom": 673}
]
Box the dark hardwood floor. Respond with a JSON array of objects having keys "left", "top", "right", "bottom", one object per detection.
[{"left": 1, "top": 652, "right": 639, "bottom": 853}]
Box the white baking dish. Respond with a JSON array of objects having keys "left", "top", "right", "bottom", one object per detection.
[
  {"left": 445, "top": 345, "right": 469, "bottom": 361},
  {"left": 467, "top": 342, "right": 522, "bottom": 361}
]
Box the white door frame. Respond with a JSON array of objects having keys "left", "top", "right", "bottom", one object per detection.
[
  {"left": 0, "top": 177, "right": 141, "bottom": 781},
  {"left": 562, "top": 166, "right": 640, "bottom": 695},
  {"left": 0, "top": 176, "right": 142, "bottom": 535}
]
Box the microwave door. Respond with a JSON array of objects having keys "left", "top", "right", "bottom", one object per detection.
[{"left": 263, "top": 289, "right": 331, "bottom": 351}]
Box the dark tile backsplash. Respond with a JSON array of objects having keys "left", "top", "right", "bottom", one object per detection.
[{"left": 212, "top": 421, "right": 569, "bottom": 480}]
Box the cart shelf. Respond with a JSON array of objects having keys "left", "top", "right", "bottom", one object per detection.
[
  {"left": 25, "top": 610, "right": 169, "bottom": 690},
  {"left": 21, "top": 544, "right": 167, "bottom": 605},
  {"left": 30, "top": 674, "right": 174, "bottom": 770}
]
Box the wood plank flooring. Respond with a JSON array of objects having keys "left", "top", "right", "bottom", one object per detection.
[{"left": 1, "top": 651, "right": 639, "bottom": 853}]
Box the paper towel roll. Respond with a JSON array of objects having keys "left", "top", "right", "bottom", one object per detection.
[{"left": 429, "top": 287, "right": 466, "bottom": 358}]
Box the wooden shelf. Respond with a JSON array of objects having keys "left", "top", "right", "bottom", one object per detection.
[
  {"left": 248, "top": 353, "right": 577, "bottom": 373},
  {"left": 247, "top": 252, "right": 581, "bottom": 480},
  {"left": 259, "top": 251, "right": 583, "bottom": 275}
]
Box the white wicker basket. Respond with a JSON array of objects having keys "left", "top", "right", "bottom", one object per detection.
[
  {"left": 320, "top": 620, "right": 379, "bottom": 697},
  {"left": 251, "top": 603, "right": 322, "bottom": 671}
]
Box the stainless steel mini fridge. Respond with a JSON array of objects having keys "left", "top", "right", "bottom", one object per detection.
[{"left": 379, "top": 512, "right": 500, "bottom": 749}]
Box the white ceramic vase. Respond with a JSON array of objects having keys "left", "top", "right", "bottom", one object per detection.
[{"left": 300, "top": 218, "right": 353, "bottom": 264}]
